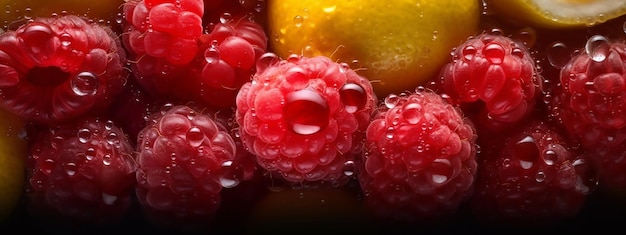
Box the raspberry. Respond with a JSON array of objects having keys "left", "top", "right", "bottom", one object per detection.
[
  {"left": 235, "top": 54, "right": 377, "bottom": 187},
  {"left": 547, "top": 36, "right": 626, "bottom": 198},
  {"left": 25, "top": 117, "right": 137, "bottom": 227},
  {"left": 470, "top": 120, "right": 597, "bottom": 227},
  {"left": 134, "top": 104, "right": 240, "bottom": 231},
  {"left": 122, "top": 0, "right": 268, "bottom": 109},
  {"left": 0, "top": 15, "right": 127, "bottom": 124},
  {"left": 357, "top": 89, "right": 478, "bottom": 225},
  {"left": 432, "top": 32, "right": 542, "bottom": 134}
]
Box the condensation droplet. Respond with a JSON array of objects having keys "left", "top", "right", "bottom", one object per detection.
[
  {"left": 71, "top": 71, "right": 99, "bottom": 96},
  {"left": 293, "top": 15, "right": 303, "bottom": 27},
  {"left": 547, "top": 41, "right": 571, "bottom": 69},
  {"left": 77, "top": 128, "right": 91, "bottom": 143},
  {"left": 585, "top": 35, "right": 611, "bottom": 62},
  {"left": 535, "top": 171, "right": 546, "bottom": 182},
  {"left": 204, "top": 46, "right": 220, "bottom": 64}
]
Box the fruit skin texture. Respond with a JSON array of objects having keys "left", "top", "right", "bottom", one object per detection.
[
  {"left": 548, "top": 39, "right": 626, "bottom": 198},
  {"left": 122, "top": 0, "right": 268, "bottom": 109},
  {"left": 433, "top": 32, "right": 542, "bottom": 134},
  {"left": 357, "top": 90, "right": 478, "bottom": 224},
  {"left": 235, "top": 54, "right": 377, "bottom": 187},
  {"left": 0, "top": 15, "right": 127, "bottom": 124},
  {"left": 267, "top": 0, "right": 480, "bottom": 99},
  {"left": 470, "top": 120, "right": 596, "bottom": 227},
  {"left": 135, "top": 104, "right": 238, "bottom": 230},
  {"left": 25, "top": 117, "right": 137, "bottom": 226},
  {"left": 485, "top": 0, "right": 626, "bottom": 29},
  {"left": 0, "top": 108, "right": 27, "bottom": 223}
]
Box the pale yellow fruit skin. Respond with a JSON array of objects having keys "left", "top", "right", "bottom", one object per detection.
[
  {"left": 268, "top": 0, "right": 481, "bottom": 98},
  {"left": 0, "top": 108, "right": 27, "bottom": 223},
  {"left": 486, "top": 0, "right": 626, "bottom": 28}
]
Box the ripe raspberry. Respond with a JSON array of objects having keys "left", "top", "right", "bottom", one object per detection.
[
  {"left": 135, "top": 104, "right": 241, "bottom": 231},
  {"left": 470, "top": 120, "right": 597, "bottom": 227},
  {"left": 235, "top": 54, "right": 377, "bottom": 187},
  {"left": 122, "top": 0, "right": 267, "bottom": 109},
  {"left": 0, "top": 15, "right": 127, "bottom": 124},
  {"left": 432, "top": 32, "right": 542, "bottom": 134},
  {"left": 547, "top": 36, "right": 626, "bottom": 198},
  {"left": 25, "top": 117, "right": 137, "bottom": 227},
  {"left": 357, "top": 89, "right": 478, "bottom": 225}
]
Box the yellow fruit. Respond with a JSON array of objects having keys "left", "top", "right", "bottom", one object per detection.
[
  {"left": 485, "top": 0, "right": 626, "bottom": 28},
  {"left": 0, "top": 108, "right": 27, "bottom": 223},
  {"left": 267, "top": 0, "right": 481, "bottom": 98},
  {"left": 1, "top": 0, "right": 124, "bottom": 27}
]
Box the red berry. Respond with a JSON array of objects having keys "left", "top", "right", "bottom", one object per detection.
[
  {"left": 25, "top": 117, "right": 137, "bottom": 227},
  {"left": 432, "top": 32, "right": 542, "bottom": 134},
  {"left": 135, "top": 104, "right": 239, "bottom": 230},
  {"left": 470, "top": 120, "right": 597, "bottom": 227},
  {"left": 235, "top": 54, "right": 377, "bottom": 187},
  {"left": 547, "top": 36, "right": 626, "bottom": 198},
  {"left": 0, "top": 15, "right": 127, "bottom": 124},
  {"left": 122, "top": 0, "right": 267, "bottom": 109},
  {"left": 357, "top": 89, "right": 478, "bottom": 224}
]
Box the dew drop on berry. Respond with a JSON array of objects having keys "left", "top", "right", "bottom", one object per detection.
[
  {"left": 402, "top": 102, "right": 423, "bottom": 124},
  {"left": 514, "top": 135, "right": 539, "bottom": 170},
  {"left": 78, "top": 128, "right": 92, "bottom": 143},
  {"left": 256, "top": 52, "right": 280, "bottom": 73},
  {"left": 65, "top": 162, "right": 77, "bottom": 176},
  {"left": 340, "top": 83, "right": 366, "bottom": 113},
  {"left": 483, "top": 43, "right": 505, "bottom": 64},
  {"left": 186, "top": 127, "right": 205, "bottom": 147},
  {"left": 585, "top": 35, "right": 611, "bottom": 62},
  {"left": 547, "top": 41, "right": 571, "bottom": 69},
  {"left": 219, "top": 160, "right": 241, "bottom": 188},
  {"left": 106, "top": 131, "right": 120, "bottom": 145},
  {"left": 543, "top": 149, "right": 558, "bottom": 165},
  {"left": 71, "top": 71, "right": 99, "bottom": 96},
  {"left": 85, "top": 147, "right": 96, "bottom": 161},
  {"left": 102, "top": 154, "right": 112, "bottom": 166},
  {"left": 535, "top": 171, "right": 546, "bottom": 183},
  {"left": 59, "top": 33, "right": 72, "bottom": 47},
  {"left": 220, "top": 12, "right": 233, "bottom": 24},
  {"left": 343, "top": 160, "right": 355, "bottom": 176},
  {"left": 429, "top": 158, "right": 451, "bottom": 185},
  {"left": 384, "top": 94, "right": 400, "bottom": 109},
  {"left": 462, "top": 45, "right": 477, "bottom": 60},
  {"left": 204, "top": 46, "right": 220, "bottom": 64},
  {"left": 284, "top": 89, "right": 330, "bottom": 135}
]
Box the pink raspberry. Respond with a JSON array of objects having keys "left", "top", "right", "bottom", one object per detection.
[
  {"left": 25, "top": 117, "right": 137, "bottom": 227},
  {"left": 0, "top": 15, "right": 127, "bottom": 124},
  {"left": 432, "top": 32, "right": 542, "bottom": 134},
  {"left": 357, "top": 89, "right": 478, "bottom": 225},
  {"left": 547, "top": 36, "right": 626, "bottom": 198},
  {"left": 135, "top": 104, "right": 242, "bottom": 231},
  {"left": 122, "top": 0, "right": 267, "bottom": 109},
  {"left": 235, "top": 54, "right": 378, "bottom": 187}
]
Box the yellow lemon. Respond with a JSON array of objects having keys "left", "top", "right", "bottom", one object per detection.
[
  {"left": 0, "top": 108, "right": 27, "bottom": 223},
  {"left": 1, "top": 0, "right": 125, "bottom": 27},
  {"left": 267, "top": 0, "right": 481, "bottom": 98},
  {"left": 485, "top": 0, "right": 626, "bottom": 28}
]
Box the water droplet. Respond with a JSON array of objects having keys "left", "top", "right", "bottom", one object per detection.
[
  {"left": 219, "top": 160, "right": 241, "bottom": 188},
  {"left": 65, "top": 162, "right": 77, "bottom": 176},
  {"left": 547, "top": 41, "right": 571, "bottom": 69},
  {"left": 462, "top": 45, "right": 477, "bottom": 60},
  {"left": 204, "top": 46, "right": 220, "bottom": 64},
  {"left": 71, "top": 71, "right": 99, "bottom": 96},
  {"left": 483, "top": 43, "right": 505, "bottom": 64},
  {"left": 102, "top": 154, "right": 112, "bottom": 166},
  {"left": 220, "top": 12, "right": 232, "bottom": 24},
  {"left": 59, "top": 33, "right": 72, "bottom": 47},
  {"left": 256, "top": 52, "right": 280, "bottom": 73},
  {"left": 585, "top": 35, "right": 611, "bottom": 62},
  {"left": 284, "top": 89, "right": 330, "bottom": 135},
  {"left": 514, "top": 135, "right": 539, "bottom": 170},
  {"left": 339, "top": 83, "right": 366, "bottom": 113},
  {"left": 384, "top": 94, "right": 400, "bottom": 109},
  {"left": 77, "top": 128, "right": 91, "bottom": 143},
  {"left": 543, "top": 149, "right": 558, "bottom": 165},
  {"left": 402, "top": 102, "right": 423, "bottom": 124},
  {"left": 293, "top": 15, "right": 303, "bottom": 27},
  {"left": 343, "top": 160, "right": 355, "bottom": 176},
  {"left": 186, "top": 127, "right": 205, "bottom": 147},
  {"left": 106, "top": 131, "right": 119, "bottom": 145},
  {"left": 102, "top": 193, "right": 117, "bottom": 205},
  {"left": 85, "top": 147, "right": 96, "bottom": 161},
  {"left": 535, "top": 171, "right": 546, "bottom": 182}
]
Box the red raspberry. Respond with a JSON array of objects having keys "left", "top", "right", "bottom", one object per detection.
[
  {"left": 25, "top": 117, "right": 137, "bottom": 227},
  {"left": 357, "top": 89, "right": 478, "bottom": 225},
  {"left": 235, "top": 54, "right": 377, "bottom": 187},
  {"left": 0, "top": 15, "right": 127, "bottom": 124},
  {"left": 547, "top": 36, "right": 626, "bottom": 198},
  {"left": 135, "top": 104, "right": 240, "bottom": 231},
  {"left": 432, "top": 32, "right": 542, "bottom": 134},
  {"left": 470, "top": 120, "right": 597, "bottom": 227},
  {"left": 122, "top": 0, "right": 267, "bottom": 109}
]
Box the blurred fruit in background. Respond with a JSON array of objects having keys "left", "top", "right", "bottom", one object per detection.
[
  {"left": 267, "top": 0, "right": 480, "bottom": 99},
  {"left": 0, "top": 108, "right": 27, "bottom": 223}
]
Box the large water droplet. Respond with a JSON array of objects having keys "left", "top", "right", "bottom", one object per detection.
[
  {"left": 77, "top": 128, "right": 92, "bottom": 143},
  {"left": 186, "top": 127, "right": 205, "bottom": 147},
  {"left": 547, "top": 41, "right": 571, "bottom": 69},
  {"left": 293, "top": 15, "right": 304, "bottom": 27},
  {"left": 256, "top": 52, "right": 280, "bottom": 73},
  {"left": 514, "top": 135, "right": 539, "bottom": 170},
  {"left": 71, "top": 71, "right": 99, "bottom": 96},
  {"left": 339, "top": 83, "right": 366, "bottom": 113},
  {"left": 585, "top": 35, "right": 611, "bottom": 62},
  {"left": 483, "top": 43, "right": 505, "bottom": 64},
  {"left": 284, "top": 89, "right": 330, "bottom": 135}
]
